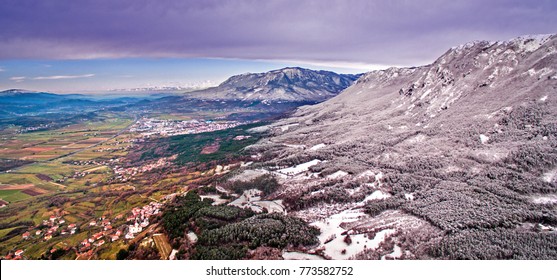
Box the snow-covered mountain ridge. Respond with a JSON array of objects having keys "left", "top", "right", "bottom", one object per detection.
[
  {"left": 186, "top": 67, "right": 361, "bottom": 102},
  {"left": 241, "top": 34, "right": 557, "bottom": 260}
]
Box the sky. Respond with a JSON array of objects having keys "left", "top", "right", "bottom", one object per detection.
[{"left": 0, "top": 0, "right": 556, "bottom": 93}]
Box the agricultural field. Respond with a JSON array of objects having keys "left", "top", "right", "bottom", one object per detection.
[
  {"left": 0, "top": 116, "right": 135, "bottom": 202},
  {"left": 0, "top": 117, "right": 134, "bottom": 164},
  {"left": 0, "top": 114, "right": 144, "bottom": 258},
  {"left": 0, "top": 98, "right": 281, "bottom": 260}
]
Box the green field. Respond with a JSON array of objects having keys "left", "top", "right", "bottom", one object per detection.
[
  {"left": 139, "top": 122, "right": 266, "bottom": 165},
  {"left": 0, "top": 189, "right": 30, "bottom": 202}
]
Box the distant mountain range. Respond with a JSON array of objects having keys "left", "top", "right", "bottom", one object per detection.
[
  {"left": 0, "top": 89, "right": 87, "bottom": 103},
  {"left": 2, "top": 67, "right": 360, "bottom": 105},
  {"left": 185, "top": 67, "right": 361, "bottom": 102}
]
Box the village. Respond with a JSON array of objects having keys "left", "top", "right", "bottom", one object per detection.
[
  {"left": 4, "top": 201, "right": 163, "bottom": 260},
  {"left": 129, "top": 117, "right": 245, "bottom": 137}
]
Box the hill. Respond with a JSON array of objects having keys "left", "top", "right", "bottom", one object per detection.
[{"left": 245, "top": 34, "right": 557, "bottom": 259}]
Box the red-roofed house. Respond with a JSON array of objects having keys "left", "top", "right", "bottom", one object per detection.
[
  {"left": 93, "top": 232, "right": 103, "bottom": 240},
  {"left": 22, "top": 232, "right": 30, "bottom": 239},
  {"left": 14, "top": 250, "right": 24, "bottom": 257}
]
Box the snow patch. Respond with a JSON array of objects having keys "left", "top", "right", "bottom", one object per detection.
[
  {"left": 375, "top": 172, "right": 384, "bottom": 182},
  {"left": 200, "top": 194, "right": 228, "bottom": 205},
  {"left": 284, "top": 144, "right": 306, "bottom": 149},
  {"left": 540, "top": 95, "right": 548, "bottom": 102},
  {"left": 362, "top": 190, "right": 391, "bottom": 203},
  {"left": 229, "top": 189, "right": 261, "bottom": 207},
  {"left": 479, "top": 134, "right": 490, "bottom": 144},
  {"left": 310, "top": 143, "right": 326, "bottom": 151},
  {"left": 187, "top": 231, "right": 198, "bottom": 244},
  {"left": 404, "top": 193, "right": 415, "bottom": 201},
  {"left": 357, "top": 170, "right": 376, "bottom": 179},
  {"left": 531, "top": 194, "right": 557, "bottom": 205},
  {"left": 381, "top": 245, "right": 402, "bottom": 260},
  {"left": 228, "top": 189, "right": 285, "bottom": 213},
  {"left": 514, "top": 34, "right": 553, "bottom": 52},
  {"left": 280, "top": 123, "right": 299, "bottom": 132},
  {"left": 311, "top": 208, "right": 396, "bottom": 259},
  {"left": 277, "top": 159, "right": 322, "bottom": 176},
  {"left": 327, "top": 170, "right": 348, "bottom": 180},
  {"left": 543, "top": 168, "right": 557, "bottom": 183}
]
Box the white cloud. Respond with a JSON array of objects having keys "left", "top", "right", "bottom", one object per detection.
[
  {"left": 9, "top": 76, "right": 26, "bottom": 82},
  {"left": 33, "top": 74, "right": 95, "bottom": 80},
  {"left": 277, "top": 59, "right": 396, "bottom": 72},
  {"left": 0, "top": 67, "right": 5, "bottom": 72}
]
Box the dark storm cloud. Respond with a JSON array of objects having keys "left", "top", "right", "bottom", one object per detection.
[{"left": 1, "top": 0, "right": 556, "bottom": 66}]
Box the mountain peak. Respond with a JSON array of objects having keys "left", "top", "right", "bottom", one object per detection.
[
  {"left": 447, "top": 33, "right": 556, "bottom": 56},
  {"left": 187, "top": 67, "right": 362, "bottom": 102},
  {"left": 0, "top": 89, "right": 39, "bottom": 95}
]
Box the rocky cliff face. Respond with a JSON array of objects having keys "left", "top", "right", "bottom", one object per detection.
[{"left": 244, "top": 34, "right": 557, "bottom": 260}]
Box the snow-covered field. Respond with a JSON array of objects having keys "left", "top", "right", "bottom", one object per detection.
[
  {"left": 277, "top": 159, "right": 322, "bottom": 176},
  {"left": 381, "top": 245, "right": 402, "bottom": 260},
  {"left": 327, "top": 170, "right": 348, "bottom": 179},
  {"left": 279, "top": 123, "right": 299, "bottom": 132},
  {"left": 200, "top": 194, "right": 228, "bottom": 205},
  {"left": 310, "top": 208, "right": 395, "bottom": 259},
  {"left": 230, "top": 169, "right": 269, "bottom": 182},
  {"left": 229, "top": 189, "right": 285, "bottom": 213},
  {"left": 361, "top": 190, "right": 391, "bottom": 203}
]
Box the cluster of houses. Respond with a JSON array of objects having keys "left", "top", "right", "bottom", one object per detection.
[
  {"left": 129, "top": 117, "right": 244, "bottom": 137},
  {"left": 124, "top": 202, "right": 162, "bottom": 239},
  {"left": 112, "top": 157, "right": 174, "bottom": 182},
  {"left": 52, "top": 159, "right": 122, "bottom": 184},
  {"left": 4, "top": 248, "right": 25, "bottom": 260},
  {"left": 5, "top": 199, "right": 164, "bottom": 259},
  {"left": 78, "top": 217, "right": 118, "bottom": 252},
  {"left": 5, "top": 215, "right": 77, "bottom": 260},
  {"left": 33, "top": 215, "right": 78, "bottom": 241},
  {"left": 92, "top": 145, "right": 128, "bottom": 153},
  {"left": 70, "top": 159, "right": 121, "bottom": 169},
  {"left": 77, "top": 201, "right": 162, "bottom": 254},
  {"left": 90, "top": 137, "right": 135, "bottom": 153}
]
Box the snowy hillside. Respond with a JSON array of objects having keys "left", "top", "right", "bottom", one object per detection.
[{"left": 241, "top": 34, "right": 557, "bottom": 260}]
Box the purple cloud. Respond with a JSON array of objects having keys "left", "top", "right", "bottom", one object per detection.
[{"left": 1, "top": 0, "right": 556, "bottom": 66}]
